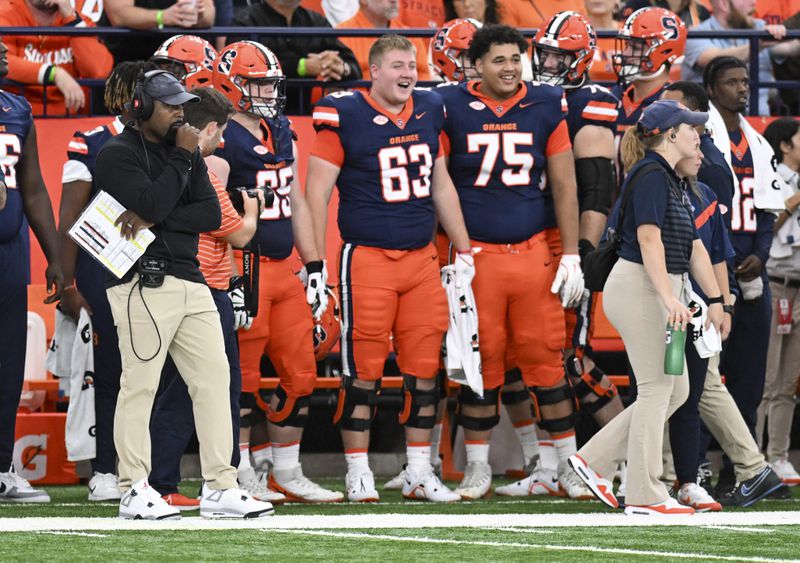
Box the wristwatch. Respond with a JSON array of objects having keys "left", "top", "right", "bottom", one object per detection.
[{"left": 722, "top": 304, "right": 735, "bottom": 316}]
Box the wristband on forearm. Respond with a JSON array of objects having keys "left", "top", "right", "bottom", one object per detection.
[
  {"left": 47, "top": 66, "right": 57, "bottom": 84},
  {"left": 155, "top": 9, "right": 165, "bottom": 29},
  {"left": 297, "top": 58, "right": 307, "bottom": 77}
]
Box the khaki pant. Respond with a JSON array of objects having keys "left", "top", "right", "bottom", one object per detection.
[
  {"left": 757, "top": 282, "right": 800, "bottom": 461},
  {"left": 107, "top": 276, "right": 238, "bottom": 492},
  {"left": 701, "top": 354, "right": 765, "bottom": 481},
  {"left": 579, "top": 259, "right": 689, "bottom": 506}
]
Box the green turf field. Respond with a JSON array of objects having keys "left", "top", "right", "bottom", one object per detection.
[{"left": 2, "top": 480, "right": 800, "bottom": 561}]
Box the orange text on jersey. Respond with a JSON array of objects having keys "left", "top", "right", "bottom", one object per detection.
[
  {"left": 483, "top": 123, "right": 518, "bottom": 132},
  {"left": 389, "top": 134, "right": 421, "bottom": 145}
]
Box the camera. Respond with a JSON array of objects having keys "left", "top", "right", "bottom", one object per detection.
[{"left": 228, "top": 186, "right": 275, "bottom": 214}]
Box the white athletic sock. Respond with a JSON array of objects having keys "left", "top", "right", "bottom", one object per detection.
[
  {"left": 430, "top": 423, "right": 443, "bottom": 464},
  {"left": 538, "top": 440, "right": 558, "bottom": 472},
  {"left": 238, "top": 443, "right": 252, "bottom": 471},
  {"left": 251, "top": 442, "right": 273, "bottom": 472},
  {"left": 465, "top": 440, "right": 490, "bottom": 464},
  {"left": 553, "top": 431, "right": 577, "bottom": 465},
  {"left": 406, "top": 442, "right": 432, "bottom": 475},
  {"left": 513, "top": 420, "right": 539, "bottom": 467},
  {"left": 272, "top": 441, "right": 300, "bottom": 472},
  {"left": 344, "top": 449, "right": 370, "bottom": 474}
]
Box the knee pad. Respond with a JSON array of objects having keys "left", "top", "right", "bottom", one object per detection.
[
  {"left": 576, "top": 157, "right": 616, "bottom": 215},
  {"left": 333, "top": 377, "right": 380, "bottom": 432},
  {"left": 529, "top": 383, "right": 577, "bottom": 434},
  {"left": 262, "top": 386, "right": 311, "bottom": 428},
  {"left": 456, "top": 386, "right": 500, "bottom": 431},
  {"left": 239, "top": 392, "right": 263, "bottom": 428},
  {"left": 567, "top": 355, "right": 617, "bottom": 415},
  {"left": 398, "top": 375, "right": 439, "bottom": 429},
  {"left": 504, "top": 367, "right": 523, "bottom": 385},
  {"left": 502, "top": 369, "right": 528, "bottom": 405}
]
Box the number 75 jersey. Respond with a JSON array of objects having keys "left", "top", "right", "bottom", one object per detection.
[
  {"left": 438, "top": 81, "right": 571, "bottom": 244},
  {"left": 311, "top": 89, "right": 445, "bottom": 250}
]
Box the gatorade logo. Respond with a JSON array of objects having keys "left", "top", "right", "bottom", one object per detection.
[{"left": 13, "top": 434, "right": 48, "bottom": 482}]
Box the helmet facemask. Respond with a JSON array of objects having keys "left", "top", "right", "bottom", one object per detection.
[
  {"left": 613, "top": 36, "right": 665, "bottom": 83},
  {"left": 532, "top": 45, "right": 579, "bottom": 87},
  {"left": 234, "top": 75, "right": 286, "bottom": 119}
]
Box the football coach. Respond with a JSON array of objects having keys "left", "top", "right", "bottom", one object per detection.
[{"left": 94, "top": 70, "right": 272, "bottom": 520}]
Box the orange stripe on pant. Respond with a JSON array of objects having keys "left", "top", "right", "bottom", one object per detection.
[
  {"left": 472, "top": 232, "right": 566, "bottom": 390},
  {"left": 237, "top": 256, "right": 317, "bottom": 397},
  {"left": 338, "top": 243, "right": 448, "bottom": 382}
]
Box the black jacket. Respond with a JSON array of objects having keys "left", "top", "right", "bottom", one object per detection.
[
  {"left": 231, "top": 2, "right": 362, "bottom": 114},
  {"left": 95, "top": 125, "right": 221, "bottom": 287}
]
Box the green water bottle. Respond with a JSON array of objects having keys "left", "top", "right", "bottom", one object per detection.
[{"left": 664, "top": 323, "right": 687, "bottom": 376}]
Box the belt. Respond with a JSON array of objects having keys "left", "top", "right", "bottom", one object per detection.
[
  {"left": 769, "top": 275, "right": 800, "bottom": 288},
  {"left": 472, "top": 232, "right": 546, "bottom": 254}
]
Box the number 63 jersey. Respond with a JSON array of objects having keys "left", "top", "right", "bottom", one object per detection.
[
  {"left": 311, "top": 89, "right": 445, "bottom": 250},
  {"left": 437, "top": 81, "right": 571, "bottom": 244},
  {"left": 0, "top": 90, "right": 33, "bottom": 242},
  {"left": 214, "top": 116, "right": 296, "bottom": 259}
]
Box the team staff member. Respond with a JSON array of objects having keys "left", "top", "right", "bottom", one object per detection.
[
  {"left": 95, "top": 70, "right": 272, "bottom": 520},
  {"left": 59, "top": 61, "right": 156, "bottom": 503},
  {"left": 0, "top": 38, "right": 64, "bottom": 503},
  {"left": 437, "top": 25, "right": 584, "bottom": 500},
  {"left": 307, "top": 34, "right": 474, "bottom": 503},
  {"left": 570, "top": 100, "right": 724, "bottom": 516}
]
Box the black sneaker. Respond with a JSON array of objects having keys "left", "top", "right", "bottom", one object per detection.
[
  {"left": 719, "top": 466, "right": 784, "bottom": 508},
  {"left": 714, "top": 471, "right": 736, "bottom": 499},
  {"left": 768, "top": 484, "right": 791, "bottom": 499}
]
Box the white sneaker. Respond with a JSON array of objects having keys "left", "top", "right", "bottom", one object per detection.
[
  {"left": 624, "top": 496, "right": 695, "bottom": 516},
  {"left": 384, "top": 468, "right": 406, "bottom": 491},
  {"left": 0, "top": 466, "right": 50, "bottom": 503},
  {"left": 346, "top": 470, "right": 379, "bottom": 502},
  {"left": 270, "top": 465, "right": 344, "bottom": 503},
  {"left": 199, "top": 483, "right": 274, "bottom": 519},
  {"left": 88, "top": 472, "right": 121, "bottom": 501},
  {"left": 119, "top": 478, "right": 180, "bottom": 520},
  {"left": 678, "top": 482, "right": 722, "bottom": 512},
  {"left": 454, "top": 461, "right": 492, "bottom": 500},
  {"left": 567, "top": 454, "right": 619, "bottom": 508},
  {"left": 237, "top": 467, "right": 286, "bottom": 504},
  {"left": 771, "top": 459, "right": 800, "bottom": 485},
  {"left": 403, "top": 467, "right": 460, "bottom": 502},
  {"left": 558, "top": 463, "right": 594, "bottom": 499},
  {"left": 496, "top": 462, "right": 563, "bottom": 497}
]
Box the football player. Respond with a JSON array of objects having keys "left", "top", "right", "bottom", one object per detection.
[
  {"left": 429, "top": 18, "right": 482, "bottom": 83},
  {"left": 150, "top": 34, "right": 218, "bottom": 82},
  {"left": 306, "top": 34, "right": 474, "bottom": 503},
  {"left": 494, "top": 11, "right": 626, "bottom": 499},
  {"left": 436, "top": 24, "right": 584, "bottom": 500},
  {"left": 211, "top": 41, "right": 342, "bottom": 503},
  {"left": 0, "top": 37, "right": 64, "bottom": 502}
]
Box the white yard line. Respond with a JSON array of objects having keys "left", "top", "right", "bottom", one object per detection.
[
  {"left": 268, "top": 529, "right": 799, "bottom": 563},
  {"left": 2, "top": 512, "right": 800, "bottom": 532},
  {"left": 34, "top": 531, "right": 110, "bottom": 538},
  {"left": 700, "top": 525, "right": 776, "bottom": 533}
]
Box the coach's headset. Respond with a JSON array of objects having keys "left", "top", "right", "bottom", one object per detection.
[{"left": 130, "top": 69, "right": 174, "bottom": 121}]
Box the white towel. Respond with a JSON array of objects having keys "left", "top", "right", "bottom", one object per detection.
[
  {"left": 441, "top": 266, "right": 483, "bottom": 398},
  {"left": 770, "top": 163, "right": 800, "bottom": 259},
  {"left": 706, "top": 103, "right": 784, "bottom": 213}
]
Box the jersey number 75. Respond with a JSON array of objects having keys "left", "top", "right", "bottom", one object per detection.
[{"left": 467, "top": 132, "right": 533, "bottom": 187}]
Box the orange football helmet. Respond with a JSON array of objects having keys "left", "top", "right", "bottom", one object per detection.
[
  {"left": 313, "top": 287, "right": 341, "bottom": 362},
  {"left": 613, "top": 7, "right": 687, "bottom": 83},
  {"left": 212, "top": 41, "right": 286, "bottom": 119},
  {"left": 151, "top": 34, "right": 217, "bottom": 82},
  {"left": 532, "top": 11, "right": 596, "bottom": 88},
  {"left": 429, "top": 18, "right": 482, "bottom": 82}
]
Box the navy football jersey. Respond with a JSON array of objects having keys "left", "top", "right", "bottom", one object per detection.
[
  {"left": 565, "top": 82, "right": 619, "bottom": 142},
  {"left": 63, "top": 117, "right": 124, "bottom": 194},
  {"left": 215, "top": 117, "right": 295, "bottom": 260},
  {"left": 311, "top": 89, "right": 445, "bottom": 250},
  {"left": 438, "top": 81, "right": 571, "bottom": 244},
  {"left": 612, "top": 82, "right": 669, "bottom": 133},
  {"left": 0, "top": 90, "right": 33, "bottom": 242}
]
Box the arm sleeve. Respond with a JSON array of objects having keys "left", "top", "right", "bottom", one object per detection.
[
  {"left": 753, "top": 208, "right": 776, "bottom": 265},
  {"left": 95, "top": 144, "right": 192, "bottom": 224},
  {"left": 697, "top": 163, "right": 735, "bottom": 230},
  {"left": 159, "top": 157, "right": 221, "bottom": 233},
  {"left": 630, "top": 171, "right": 669, "bottom": 228}
]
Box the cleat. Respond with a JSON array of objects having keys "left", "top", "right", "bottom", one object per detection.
[
  {"left": 119, "top": 478, "right": 180, "bottom": 520},
  {"left": 269, "top": 465, "right": 344, "bottom": 503},
  {"left": 770, "top": 459, "right": 800, "bottom": 486},
  {"left": 678, "top": 482, "right": 722, "bottom": 512},
  {"left": 346, "top": 470, "right": 380, "bottom": 502},
  {"left": 237, "top": 467, "right": 286, "bottom": 504},
  {"left": 624, "top": 497, "right": 695, "bottom": 516},
  {"left": 0, "top": 466, "right": 50, "bottom": 503},
  {"left": 454, "top": 461, "right": 492, "bottom": 500},
  {"left": 88, "top": 472, "right": 121, "bottom": 501},
  {"left": 558, "top": 463, "right": 594, "bottom": 499},
  {"left": 199, "top": 483, "right": 274, "bottom": 519},
  {"left": 567, "top": 454, "right": 619, "bottom": 508},
  {"left": 384, "top": 467, "right": 406, "bottom": 491},
  {"left": 402, "top": 468, "right": 460, "bottom": 502},
  {"left": 496, "top": 462, "right": 563, "bottom": 497},
  {"left": 719, "top": 466, "right": 785, "bottom": 508},
  {"left": 162, "top": 493, "right": 200, "bottom": 512}
]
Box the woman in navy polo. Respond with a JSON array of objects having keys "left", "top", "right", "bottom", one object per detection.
[{"left": 569, "top": 100, "right": 724, "bottom": 516}]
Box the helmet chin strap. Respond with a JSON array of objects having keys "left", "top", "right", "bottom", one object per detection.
[{"left": 631, "top": 64, "right": 667, "bottom": 83}]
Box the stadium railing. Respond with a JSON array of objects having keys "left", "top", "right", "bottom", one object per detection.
[{"left": 1, "top": 26, "right": 799, "bottom": 116}]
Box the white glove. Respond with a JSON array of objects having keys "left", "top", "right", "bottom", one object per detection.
[
  {"left": 550, "top": 254, "right": 584, "bottom": 308},
  {"left": 454, "top": 248, "right": 479, "bottom": 289},
  {"left": 228, "top": 285, "right": 252, "bottom": 330},
  {"left": 303, "top": 260, "right": 328, "bottom": 320}
]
